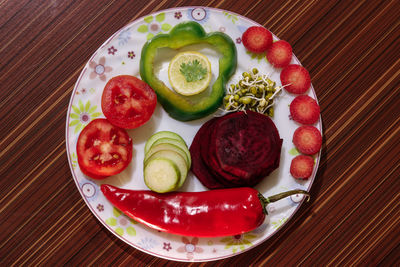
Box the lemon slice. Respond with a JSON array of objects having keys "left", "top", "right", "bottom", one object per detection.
[{"left": 168, "top": 51, "right": 212, "bottom": 96}]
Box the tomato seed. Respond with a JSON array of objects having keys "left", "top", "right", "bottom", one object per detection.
[{"left": 115, "top": 94, "right": 127, "bottom": 104}]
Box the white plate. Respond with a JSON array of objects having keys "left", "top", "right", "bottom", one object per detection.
[{"left": 66, "top": 7, "right": 322, "bottom": 262}]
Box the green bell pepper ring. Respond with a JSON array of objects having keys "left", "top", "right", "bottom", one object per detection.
[{"left": 140, "top": 21, "right": 237, "bottom": 121}]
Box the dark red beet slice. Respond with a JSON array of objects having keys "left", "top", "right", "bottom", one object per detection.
[
  {"left": 201, "top": 118, "right": 245, "bottom": 186},
  {"left": 212, "top": 111, "right": 282, "bottom": 183},
  {"left": 191, "top": 111, "right": 283, "bottom": 189},
  {"left": 189, "top": 118, "right": 232, "bottom": 189},
  {"left": 199, "top": 118, "right": 241, "bottom": 187},
  {"left": 200, "top": 117, "right": 242, "bottom": 187}
]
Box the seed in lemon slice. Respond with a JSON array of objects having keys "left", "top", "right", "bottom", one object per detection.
[{"left": 168, "top": 51, "right": 212, "bottom": 96}]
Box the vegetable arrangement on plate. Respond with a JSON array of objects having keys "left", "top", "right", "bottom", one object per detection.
[{"left": 75, "top": 20, "right": 321, "bottom": 238}]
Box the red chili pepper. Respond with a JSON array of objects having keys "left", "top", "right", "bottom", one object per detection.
[{"left": 101, "top": 184, "right": 309, "bottom": 237}]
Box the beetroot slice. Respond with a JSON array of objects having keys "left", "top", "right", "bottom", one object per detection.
[
  {"left": 191, "top": 111, "right": 283, "bottom": 189},
  {"left": 189, "top": 118, "right": 232, "bottom": 189},
  {"left": 207, "top": 112, "right": 267, "bottom": 186},
  {"left": 202, "top": 120, "right": 245, "bottom": 186},
  {"left": 212, "top": 111, "right": 282, "bottom": 181}
]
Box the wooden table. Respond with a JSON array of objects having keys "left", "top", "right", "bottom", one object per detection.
[{"left": 1, "top": 0, "right": 399, "bottom": 265}]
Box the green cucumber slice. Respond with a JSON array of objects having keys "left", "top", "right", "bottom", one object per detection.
[
  {"left": 150, "top": 137, "right": 191, "bottom": 167},
  {"left": 145, "top": 150, "right": 188, "bottom": 187},
  {"left": 144, "top": 157, "right": 180, "bottom": 193},
  {"left": 144, "top": 131, "right": 186, "bottom": 154},
  {"left": 145, "top": 143, "right": 190, "bottom": 167}
]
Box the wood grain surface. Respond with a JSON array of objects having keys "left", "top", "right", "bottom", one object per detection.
[{"left": 1, "top": 0, "right": 399, "bottom": 265}]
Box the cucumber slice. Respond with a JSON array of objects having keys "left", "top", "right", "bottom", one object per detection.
[
  {"left": 151, "top": 137, "right": 191, "bottom": 167},
  {"left": 145, "top": 143, "right": 190, "bottom": 167},
  {"left": 144, "top": 158, "right": 180, "bottom": 193},
  {"left": 145, "top": 150, "right": 188, "bottom": 187},
  {"left": 144, "top": 131, "right": 186, "bottom": 154}
]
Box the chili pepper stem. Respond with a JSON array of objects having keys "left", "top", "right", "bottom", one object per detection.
[{"left": 258, "top": 190, "right": 310, "bottom": 215}]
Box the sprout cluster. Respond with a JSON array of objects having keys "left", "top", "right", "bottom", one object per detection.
[{"left": 222, "top": 68, "right": 282, "bottom": 116}]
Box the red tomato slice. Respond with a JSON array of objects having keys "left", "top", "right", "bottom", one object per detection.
[
  {"left": 77, "top": 118, "right": 133, "bottom": 179},
  {"left": 101, "top": 75, "right": 157, "bottom": 129}
]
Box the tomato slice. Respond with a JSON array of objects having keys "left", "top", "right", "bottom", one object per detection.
[
  {"left": 76, "top": 118, "right": 133, "bottom": 179},
  {"left": 101, "top": 75, "right": 157, "bottom": 129}
]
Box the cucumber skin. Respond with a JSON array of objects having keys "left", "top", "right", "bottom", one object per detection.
[
  {"left": 145, "top": 143, "right": 189, "bottom": 166},
  {"left": 144, "top": 131, "right": 186, "bottom": 154},
  {"left": 144, "top": 158, "right": 180, "bottom": 193},
  {"left": 151, "top": 137, "right": 191, "bottom": 167}
]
